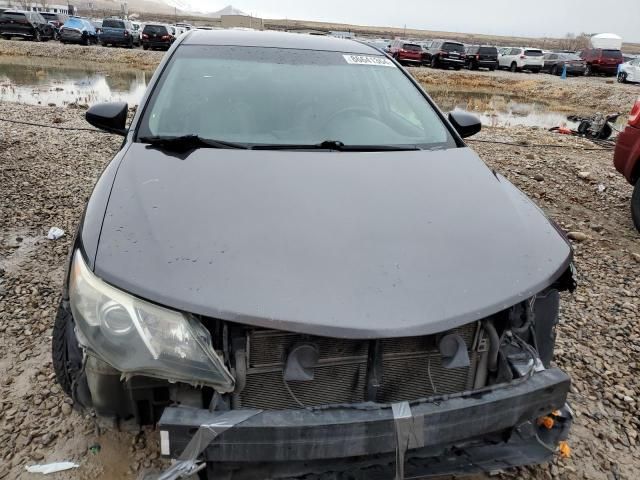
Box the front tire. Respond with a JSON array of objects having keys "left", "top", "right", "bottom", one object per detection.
[
  {"left": 52, "top": 301, "right": 81, "bottom": 397},
  {"left": 510, "top": 62, "right": 518, "bottom": 73},
  {"left": 585, "top": 65, "right": 592, "bottom": 76},
  {"left": 33, "top": 30, "right": 41, "bottom": 42},
  {"left": 430, "top": 57, "right": 438, "bottom": 69},
  {"left": 632, "top": 182, "right": 640, "bottom": 232},
  {"left": 618, "top": 72, "right": 628, "bottom": 83}
]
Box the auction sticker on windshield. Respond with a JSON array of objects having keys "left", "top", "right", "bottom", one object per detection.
[{"left": 343, "top": 54, "right": 395, "bottom": 67}]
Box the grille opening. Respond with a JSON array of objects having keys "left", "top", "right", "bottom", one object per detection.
[{"left": 237, "top": 322, "right": 482, "bottom": 410}]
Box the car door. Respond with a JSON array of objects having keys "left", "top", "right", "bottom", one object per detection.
[
  {"left": 3, "top": 12, "right": 28, "bottom": 36},
  {"left": 499, "top": 48, "right": 511, "bottom": 67}
]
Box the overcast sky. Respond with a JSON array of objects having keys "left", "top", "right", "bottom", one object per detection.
[{"left": 180, "top": 0, "right": 640, "bottom": 42}]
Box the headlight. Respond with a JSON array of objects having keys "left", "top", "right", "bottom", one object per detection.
[{"left": 68, "top": 250, "right": 234, "bottom": 391}]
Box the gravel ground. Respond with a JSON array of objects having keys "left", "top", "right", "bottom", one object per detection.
[
  {"left": 0, "top": 38, "right": 165, "bottom": 67},
  {"left": 1, "top": 43, "right": 640, "bottom": 480}
]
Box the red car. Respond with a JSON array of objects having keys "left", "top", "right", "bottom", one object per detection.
[
  {"left": 387, "top": 40, "right": 424, "bottom": 66},
  {"left": 613, "top": 98, "right": 640, "bottom": 231},
  {"left": 579, "top": 48, "right": 624, "bottom": 76}
]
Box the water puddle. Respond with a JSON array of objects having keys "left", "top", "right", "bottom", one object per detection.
[
  {"left": 0, "top": 58, "right": 590, "bottom": 130},
  {"left": 0, "top": 57, "right": 153, "bottom": 107},
  {"left": 428, "top": 88, "right": 579, "bottom": 129}
]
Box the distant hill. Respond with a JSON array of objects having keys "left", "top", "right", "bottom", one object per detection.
[{"left": 82, "top": 0, "right": 246, "bottom": 17}]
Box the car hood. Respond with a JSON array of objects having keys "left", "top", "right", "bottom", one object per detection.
[{"left": 93, "top": 144, "right": 571, "bottom": 339}]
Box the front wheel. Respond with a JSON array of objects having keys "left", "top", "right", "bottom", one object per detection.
[
  {"left": 143, "top": 44, "right": 148, "bottom": 50},
  {"left": 510, "top": 62, "right": 518, "bottom": 72},
  {"left": 430, "top": 57, "right": 438, "bottom": 68},
  {"left": 632, "top": 181, "right": 640, "bottom": 232},
  {"left": 33, "top": 30, "right": 41, "bottom": 42},
  {"left": 585, "top": 65, "right": 592, "bottom": 76},
  {"left": 618, "top": 72, "right": 628, "bottom": 83}
]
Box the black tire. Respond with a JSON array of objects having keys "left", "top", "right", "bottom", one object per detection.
[
  {"left": 52, "top": 301, "right": 80, "bottom": 397},
  {"left": 489, "top": 66, "right": 496, "bottom": 71},
  {"left": 2, "top": 35, "right": 11, "bottom": 40},
  {"left": 585, "top": 64, "right": 592, "bottom": 76},
  {"left": 618, "top": 72, "right": 628, "bottom": 83},
  {"left": 551, "top": 65, "right": 558, "bottom": 75},
  {"left": 83, "top": 35, "right": 90, "bottom": 46},
  {"left": 33, "top": 30, "right": 41, "bottom": 42},
  {"left": 430, "top": 57, "right": 438, "bottom": 68},
  {"left": 143, "top": 44, "right": 148, "bottom": 50},
  {"left": 632, "top": 182, "right": 640, "bottom": 233},
  {"left": 510, "top": 62, "right": 518, "bottom": 73}
]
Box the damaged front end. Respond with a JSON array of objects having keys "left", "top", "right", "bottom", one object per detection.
[{"left": 59, "top": 249, "right": 576, "bottom": 478}]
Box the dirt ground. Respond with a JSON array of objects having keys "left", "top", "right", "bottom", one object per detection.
[{"left": 1, "top": 42, "right": 640, "bottom": 480}]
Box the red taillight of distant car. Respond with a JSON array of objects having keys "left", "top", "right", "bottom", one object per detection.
[
  {"left": 629, "top": 100, "right": 640, "bottom": 128},
  {"left": 161, "top": 35, "right": 170, "bottom": 40}
]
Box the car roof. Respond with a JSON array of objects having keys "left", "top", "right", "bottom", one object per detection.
[{"left": 182, "top": 29, "right": 379, "bottom": 55}]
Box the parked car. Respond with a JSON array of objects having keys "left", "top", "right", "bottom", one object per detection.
[
  {"left": 59, "top": 17, "right": 97, "bottom": 45},
  {"left": 423, "top": 39, "right": 466, "bottom": 69},
  {"left": 53, "top": 30, "right": 575, "bottom": 480},
  {"left": 617, "top": 58, "right": 640, "bottom": 84},
  {"left": 0, "top": 10, "right": 55, "bottom": 41},
  {"left": 141, "top": 23, "right": 174, "bottom": 50},
  {"left": 98, "top": 18, "right": 136, "bottom": 48},
  {"left": 464, "top": 45, "right": 498, "bottom": 70},
  {"left": 92, "top": 19, "right": 102, "bottom": 34},
  {"left": 40, "top": 11, "right": 68, "bottom": 38},
  {"left": 614, "top": 99, "right": 640, "bottom": 231},
  {"left": 542, "top": 53, "right": 586, "bottom": 76},
  {"left": 578, "top": 48, "right": 623, "bottom": 76},
  {"left": 499, "top": 47, "right": 544, "bottom": 72},
  {"left": 387, "top": 39, "right": 424, "bottom": 65}
]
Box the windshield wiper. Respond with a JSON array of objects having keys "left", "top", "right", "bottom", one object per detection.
[
  {"left": 138, "top": 135, "right": 248, "bottom": 152},
  {"left": 250, "top": 140, "right": 420, "bottom": 152}
]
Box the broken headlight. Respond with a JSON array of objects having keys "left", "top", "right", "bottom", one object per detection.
[{"left": 68, "top": 250, "right": 234, "bottom": 391}]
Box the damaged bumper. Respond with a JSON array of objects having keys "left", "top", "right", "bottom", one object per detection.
[{"left": 159, "top": 368, "right": 571, "bottom": 477}]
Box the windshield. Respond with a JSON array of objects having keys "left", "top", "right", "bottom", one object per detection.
[
  {"left": 441, "top": 42, "right": 465, "bottom": 53},
  {"left": 402, "top": 44, "right": 422, "bottom": 52},
  {"left": 64, "top": 18, "right": 88, "bottom": 29},
  {"left": 144, "top": 24, "right": 167, "bottom": 34},
  {"left": 137, "top": 46, "right": 455, "bottom": 149},
  {"left": 102, "top": 19, "right": 124, "bottom": 29},
  {"left": 524, "top": 50, "right": 544, "bottom": 57},
  {"left": 478, "top": 47, "right": 497, "bottom": 55},
  {"left": 602, "top": 49, "right": 622, "bottom": 58}
]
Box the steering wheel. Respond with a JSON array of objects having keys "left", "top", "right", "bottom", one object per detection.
[{"left": 322, "top": 106, "right": 379, "bottom": 130}]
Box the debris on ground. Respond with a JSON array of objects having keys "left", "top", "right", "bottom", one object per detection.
[{"left": 25, "top": 461, "right": 79, "bottom": 474}]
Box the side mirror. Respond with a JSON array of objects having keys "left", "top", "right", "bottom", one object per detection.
[
  {"left": 86, "top": 102, "right": 128, "bottom": 135},
  {"left": 448, "top": 111, "right": 481, "bottom": 138}
]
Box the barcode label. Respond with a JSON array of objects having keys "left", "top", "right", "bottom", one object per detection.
[{"left": 343, "top": 55, "right": 395, "bottom": 67}]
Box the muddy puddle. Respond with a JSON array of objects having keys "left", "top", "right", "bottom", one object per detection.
[
  {"left": 0, "top": 57, "right": 594, "bottom": 130},
  {"left": 0, "top": 57, "right": 153, "bottom": 107},
  {"left": 428, "top": 88, "right": 583, "bottom": 129}
]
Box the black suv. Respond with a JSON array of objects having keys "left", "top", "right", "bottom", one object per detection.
[
  {"left": 141, "top": 23, "right": 173, "bottom": 50},
  {"left": 423, "top": 40, "right": 466, "bottom": 69},
  {"left": 0, "top": 10, "right": 55, "bottom": 41},
  {"left": 465, "top": 45, "right": 498, "bottom": 70}
]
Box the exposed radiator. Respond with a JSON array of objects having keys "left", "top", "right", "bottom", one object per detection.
[{"left": 238, "top": 323, "right": 481, "bottom": 410}]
